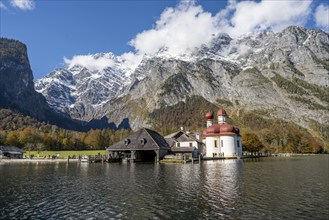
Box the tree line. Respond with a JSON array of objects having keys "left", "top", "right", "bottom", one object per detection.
[
  {"left": 0, "top": 127, "right": 132, "bottom": 151},
  {"left": 0, "top": 106, "right": 326, "bottom": 153}
]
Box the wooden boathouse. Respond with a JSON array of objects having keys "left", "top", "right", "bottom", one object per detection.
[
  {"left": 107, "top": 128, "right": 170, "bottom": 162},
  {"left": 0, "top": 146, "right": 24, "bottom": 159}
]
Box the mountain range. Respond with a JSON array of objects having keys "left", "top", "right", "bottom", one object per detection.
[
  {"left": 1, "top": 26, "right": 328, "bottom": 150},
  {"left": 35, "top": 26, "right": 328, "bottom": 127}
]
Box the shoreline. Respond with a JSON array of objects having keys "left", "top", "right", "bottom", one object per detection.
[
  {"left": 1, "top": 154, "right": 326, "bottom": 164},
  {"left": 0, "top": 158, "right": 80, "bottom": 163}
]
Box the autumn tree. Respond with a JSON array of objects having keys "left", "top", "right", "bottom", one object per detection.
[
  {"left": 5, "top": 131, "right": 20, "bottom": 147},
  {"left": 242, "top": 131, "right": 264, "bottom": 152}
]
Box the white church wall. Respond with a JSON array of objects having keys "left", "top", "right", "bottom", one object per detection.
[
  {"left": 205, "top": 136, "right": 220, "bottom": 157},
  {"left": 220, "top": 136, "right": 236, "bottom": 156}
]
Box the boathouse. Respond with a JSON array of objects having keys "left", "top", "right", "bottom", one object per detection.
[
  {"left": 0, "top": 146, "right": 24, "bottom": 159},
  {"left": 107, "top": 128, "right": 170, "bottom": 162}
]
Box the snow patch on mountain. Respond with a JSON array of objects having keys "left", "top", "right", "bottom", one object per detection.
[{"left": 35, "top": 52, "right": 135, "bottom": 119}]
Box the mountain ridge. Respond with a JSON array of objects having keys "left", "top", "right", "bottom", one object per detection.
[{"left": 33, "top": 26, "right": 329, "bottom": 149}]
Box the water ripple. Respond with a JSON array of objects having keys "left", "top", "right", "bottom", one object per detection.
[{"left": 0, "top": 156, "right": 328, "bottom": 219}]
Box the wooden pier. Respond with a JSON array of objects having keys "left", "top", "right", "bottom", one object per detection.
[{"left": 76, "top": 155, "right": 108, "bottom": 163}]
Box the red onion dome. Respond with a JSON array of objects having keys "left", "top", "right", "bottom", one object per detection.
[
  {"left": 217, "top": 108, "right": 227, "bottom": 116},
  {"left": 206, "top": 111, "right": 213, "bottom": 120}
]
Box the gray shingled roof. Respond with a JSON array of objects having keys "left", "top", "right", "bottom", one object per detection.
[
  {"left": 0, "top": 146, "right": 24, "bottom": 153},
  {"left": 165, "top": 130, "right": 203, "bottom": 147},
  {"left": 107, "top": 128, "right": 170, "bottom": 151}
]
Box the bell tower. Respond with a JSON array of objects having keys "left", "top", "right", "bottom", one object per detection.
[
  {"left": 217, "top": 108, "right": 227, "bottom": 124},
  {"left": 206, "top": 112, "right": 213, "bottom": 128}
]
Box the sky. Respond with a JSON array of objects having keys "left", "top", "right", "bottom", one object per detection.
[{"left": 1, "top": 0, "right": 328, "bottom": 79}]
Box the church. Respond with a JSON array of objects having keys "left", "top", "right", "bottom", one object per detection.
[{"left": 202, "top": 108, "right": 242, "bottom": 158}]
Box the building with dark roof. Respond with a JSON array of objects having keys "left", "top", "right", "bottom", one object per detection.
[
  {"left": 107, "top": 128, "right": 170, "bottom": 162},
  {"left": 0, "top": 146, "right": 24, "bottom": 159},
  {"left": 165, "top": 129, "right": 204, "bottom": 158}
]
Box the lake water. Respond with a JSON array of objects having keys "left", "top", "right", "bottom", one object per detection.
[{"left": 0, "top": 155, "right": 328, "bottom": 219}]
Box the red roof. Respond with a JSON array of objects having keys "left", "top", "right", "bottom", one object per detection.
[
  {"left": 202, "top": 122, "right": 240, "bottom": 138},
  {"left": 220, "top": 123, "right": 234, "bottom": 132}
]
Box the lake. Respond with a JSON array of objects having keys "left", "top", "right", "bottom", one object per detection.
[{"left": 0, "top": 155, "right": 328, "bottom": 219}]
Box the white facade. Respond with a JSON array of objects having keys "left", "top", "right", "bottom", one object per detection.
[
  {"left": 205, "top": 135, "right": 242, "bottom": 157},
  {"left": 165, "top": 131, "right": 204, "bottom": 158},
  {"left": 176, "top": 141, "right": 198, "bottom": 148},
  {"left": 203, "top": 109, "right": 243, "bottom": 158},
  {"left": 205, "top": 136, "right": 220, "bottom": 157},
  {"left": 176, "top": 141, "right": 200, "bottom": 157},
  {"left": 220, "top": 136, "right": 241, "bottom": 157}
]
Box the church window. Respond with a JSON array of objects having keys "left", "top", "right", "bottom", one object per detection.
[
  {"left": 221, "top": 140, "right": 223, "bottom": 147},
  {"left": 214, "top": 140, "right": 218, "bottom": 148}
]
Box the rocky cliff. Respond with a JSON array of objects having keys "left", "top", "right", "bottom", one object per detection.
[
  {"left": 0, "top": 38, "right": 51, "bottom": 119},
  {"left": 0, "top": 38, "right": 87, "bottom": 130}
]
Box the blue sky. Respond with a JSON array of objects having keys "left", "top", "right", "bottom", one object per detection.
[{"left": 1, "top": 0, "right": 328, "bottom": 79}]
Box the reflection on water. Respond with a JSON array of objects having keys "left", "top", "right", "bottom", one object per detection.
[
  {"left": 0, "top": 156, "right": 328, "bottom": 219},
  {"left": 199, "top": 160, "right": 243, "bottom": 218}
]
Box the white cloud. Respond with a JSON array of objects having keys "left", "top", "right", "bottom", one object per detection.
[
  {"left": 120, "top": 52, "right": 143, "bottom": 71},
  {"left": 315, "top": 4, "right": 329, "bottom": 31},
  {"left": 218, "top": 0, "right": 312, "bottom": 38},
  {"left": 0, "top": 2, "right": 8, "bottom": 10},
  {"left": 129, "top": 0, "right": 313, "bottom": 56},
  {"left": 10, "top": 0, "right": 35, "bottom": 10},
  {"left": 64, "top": 54, "right": 115, "bottom": 72},
  {"left": 130, "top": 1, "right": 217, "bottom": 56},
  {"left": 63, "top": 0, "right": 317, "bottom": 72}
]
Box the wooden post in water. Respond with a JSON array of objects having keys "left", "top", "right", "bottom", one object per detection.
[
  {"left": 154, "top": 150, "right": 159, "bottom": 164},
  {"left": 130, "top": 150, "right": 135, "bottom": 163},
  {"left": 199, "top": 154, "right": 201, "bottom": 163}
]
